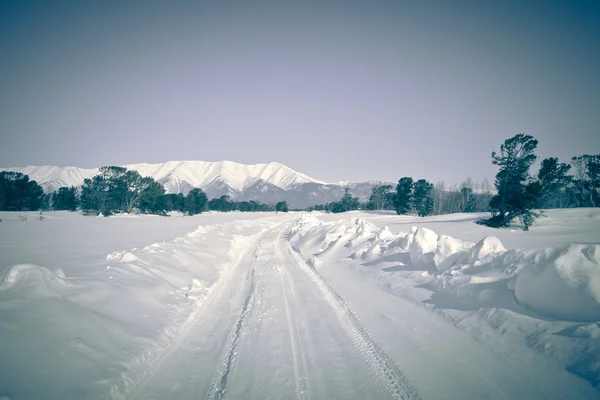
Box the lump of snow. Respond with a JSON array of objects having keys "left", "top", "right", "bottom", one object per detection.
[
  {"left": 120, "top": 252, "right": 139, "bottom": 263},
  {"left": 514, "top": 244, "right": 600, "bottom": 322},
  {"left": 376, "top": 226, "right": 393, "bottom": 240},
  {"left": 434, "top": 235, "right": 474, "bottom": 273},
  {"left": 409, "top": 227, "right": 438, "bottom": 269},
  {"left": 468, "top": 236, "right": 506, "bottom": 266}
]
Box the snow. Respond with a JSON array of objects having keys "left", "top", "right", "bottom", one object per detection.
[
  {"left": 467, "top": 236, "right": 507, "bottom": 265},
  {"left": 409, "top": 227, "right": 438, "bottom": 269},
  {"left": 514, "top": 244, "right": 600, "bottom": 322},
  {"left": 0, "top": 208, "right": 599, "bottom": 398},
  {"left": 2, "top": 160, "right": 328, "bottom": 193}
]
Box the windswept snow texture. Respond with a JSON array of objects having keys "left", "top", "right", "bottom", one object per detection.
[
  {"left": 0, "top": 208, "right": 599, "bottom": 399},
  {"left": 1, "top": 162, "right": 381, "bottom": 208}
]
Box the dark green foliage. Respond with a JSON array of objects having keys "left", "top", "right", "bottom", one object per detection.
[
  {"left": 239, "top": 200, "right": 272, "bottom": 212},
  {"left": 330, "top": 188, "right": 360, "bottom": 213},
  {"left": 537, "top": 158, "right": 572, "bottom": 208},
  {"left": 413, "top": 179, "right": 434, "bottom": 217},
  {"left": 208, "top": 195, "right": 236, "bottom": 212},
  {"left": 276, "top": 201, "right": 289, "bottom": 212},
  {"left": 394, "top": 177, "right": 413, "bottom": 215},
  {"left": 184, "top": 188, "right": 208, "bottom": 215},
  {"left": 80, "top": 166, "right": 166, "bottom": 215},
  {"left": 204, "top": 196, "right": 273, "bottom": 212},
  {"left": 40, "top": 194, "right": 51, "bottom": 211},
  {"left": 367, "top": 184, "right": 394, "bottom": 210},
  {"left": 163, "top": 193, "right": 185, "bottom": 212},
  {"left": 480, "top": 134, "right": 541, "bottom": 229},
  {"left": 52, "top": 186, "right": 79, "bottom": 211},
  {"left": 139, "top": 181, "right": 167, "bottom": 214},
  {"left": 0, "top": 171, "right": 45, "bottom": 211}
]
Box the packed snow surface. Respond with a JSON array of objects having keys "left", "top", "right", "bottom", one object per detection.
[{"left": 1, "top": 208, "right": 599, "bottom": 399}]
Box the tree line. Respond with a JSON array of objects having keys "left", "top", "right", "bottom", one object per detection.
[
  {"left": 0, "top": 166, "right": 289, "bottom": 215},
  {"left": 2, "top": 135, "right": 598, "bottom": 229},
  {"left": 308, "top": 133, "right": 599, "bottom": 231},
  {"left": 480, "top": 134, "right": 598, "bottom": 230},
  {"left": 308, "top": 180, "right": 493, "bottom": 215}
]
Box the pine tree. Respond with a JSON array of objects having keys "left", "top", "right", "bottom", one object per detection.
[
  {"left": 139, "top": 181, "right": 166, "bottom": 214},
  {"left": 394, "top": 177, "right": 413, "bottom": 215},
  {"left": 537, "top": 157, "right": 572, "bottom": 208},
  {"left": 185, "top": 188, "right": 208, "bottom": 215},
  {"left": 276, "top": 201, "right": 289, "bottom": 212},
  {"left": 52, "top": 186, "right": 79, "bottom": 211},
  {"left": 413, "top": 179, "right": 433, "bottom": 217},
  {"left": 0, "top": 172, "right": 44, "bottom": 211},
  {"left": 482, "top": 134, "right": 540, "bottom": 230}
]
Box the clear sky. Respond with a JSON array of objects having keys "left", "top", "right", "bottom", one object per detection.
[{"left": 1, "top": 0, "right": 599, "bottom": 184}]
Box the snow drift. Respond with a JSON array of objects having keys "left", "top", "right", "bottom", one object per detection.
[{"left": 289, "top": 214, "right": 600, "bottom": 323}]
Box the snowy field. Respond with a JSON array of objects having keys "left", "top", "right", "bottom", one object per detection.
[{"left": 0, "top": 209, "right": 599, "bottom": 399}]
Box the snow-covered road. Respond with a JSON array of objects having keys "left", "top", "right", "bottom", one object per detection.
[
  {"left": 123, "top": 217, "right": 595, "bottom": 400},
  {"left": 1, "top": 211, "right": 598, "bottom": 399},
  {"left": 129, "top": 221, "right": 417, "bottom": 400}
]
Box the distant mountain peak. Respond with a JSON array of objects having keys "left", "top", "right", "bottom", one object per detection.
[
  {"left": 3, "top": 160, "right": 328, "bottom": 193},
  {"left": 2, "top": 160, "right": 379, "bottom": 208}
]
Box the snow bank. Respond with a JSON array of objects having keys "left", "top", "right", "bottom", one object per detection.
[
  {"left": 434, "top": 235, "right": 474, "bottom": 272},
  {"left": 292, "top": 213, "right": 600, "bottom": 324},
  {"left": 468, "top": 236, "right": 507, "bottom": 265},
  {"left": 409, "top": 227, "right": 438, "bottom": 269},
  {"left": 291, "top": 212, "right": 600, "bottom": 389},
  {"left": 514, "top": 245, "right": 600, "bottom": 322},
  {"left": 0, "top": 215, "right": 284, "bottom": 398}
]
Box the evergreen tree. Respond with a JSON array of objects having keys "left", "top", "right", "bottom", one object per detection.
[
  {"left": 208, "top": 195, "right": 234, "bottom": 212},
  {"left": 185, "top": 188, "right": 208, "bottom": 215},
  {"left": 80, "top": 166, "right": 165, "bottom": 215},
  {"left": 394, "top": 177, "right": 413, "bottom": 215},
  {"left": 80, "top": 175, "right": 109, "bottom": 214},
  {"left": 0, "top": 171, "right": 44, "bottom": 211},
  {"left": 163, "top": 193, "right": 185, "bottom": 212},
  {"left": 537, "top": 157, "right": 572, "bottom": 208},
  {"left": 413, "top": 179, "right": 434, "bottom": 217},
  {"left": 328, "top": 189, "right": 360, "bottom": 213},
  {"left": 340, "top": 188, "right": 359, "bottom": 211},
  {"left": 52, "top": 186, "right": 79, "bottom": 211},
  {"left": 482, "top": 134, "right": 540, "bottom": 230},
  {"left": 40, "top": 193, "right": 52, "bottom": 211},
  {"left": 139, "top": 181, "right": 167, "bottom": 214},
  {"left": 276, "top": 201, "right": 289, "bottom": 212}
]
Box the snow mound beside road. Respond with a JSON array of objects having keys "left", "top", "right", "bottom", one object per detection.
[
  {"left": 515, "top": 244, "right": 600, "bottom": 322},
  {"left": 290, "top": 214, "right": 600, "bottom": 323}
]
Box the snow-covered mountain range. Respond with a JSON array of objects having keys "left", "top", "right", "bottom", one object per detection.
[{"left": 2, "top": 161, "right": 381, "bottom": 208}]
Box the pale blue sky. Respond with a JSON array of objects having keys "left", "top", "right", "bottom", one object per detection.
[{"left": 1, "top": 1, "right": 599, "bottom": 184}]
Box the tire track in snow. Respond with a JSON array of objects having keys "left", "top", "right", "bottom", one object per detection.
[
  {"left": 275, "top": 237, "right": 310, "bottom": 400},
  {"left": 286, "top": 239, "right": 421, "bottom": 400},
  {"left": 204, "top": 245, "right": 262, "bottom": 400},
  {"left": 121, "top": 221, "right": 280, "bottom": 400}
]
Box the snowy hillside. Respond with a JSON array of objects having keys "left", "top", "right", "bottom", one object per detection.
[
  {"left": 2, "top": 161, "right": 379, "bottom": 208},
  {"left": 2, "top": 161, "right": 324, "bottom": 192}
]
